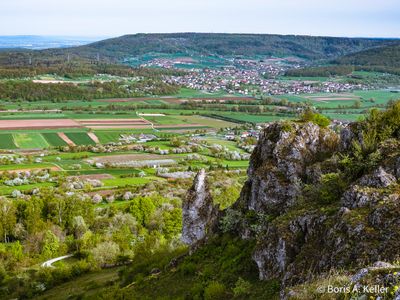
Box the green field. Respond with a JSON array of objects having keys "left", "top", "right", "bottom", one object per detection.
[
  {"left": 275, "top": 90, "right": 399, "bottom": 110},
  {"left": 173, "top": 87, "right": 230, "bottom": 98},
  {"left": 65, "top": 132, "right": 96, "bottom": 145},
  {"left": 13, "top": 133, "right": 49, "bottom": 149},
  {"left": 42, "top": 133, "right": 68, "bottom": 147},
  {"left": 0, "top": 182, "right": 55, "bottom": 196},
  {"left": 36, "top": 267, "right": 122, "bottom": 300},
  {"left": 214, "top": 112, "right": 293, "bottom": 124},
  {"left": 0, "top": 133, "right": 17, "bottom": 149},
  {"left": 143, "top": 115, "right": 186, "bottom": 125},
  {"left": 101, "top": 176, "right": 154, "bottom": 187},
  {"left": 0, "top": 112, "right": 67, "bottom": 119},
  {"left": 94, "top": 131, "right": 123, "bottom": 144}
]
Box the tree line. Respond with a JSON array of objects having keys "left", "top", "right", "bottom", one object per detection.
[{"left": 0, "top": 80, "right": 180, "bottom": 101}]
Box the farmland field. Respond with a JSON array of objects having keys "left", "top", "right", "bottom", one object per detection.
[
  {"left": 0, "top": 133, "right": 17, "bottom": 149},
  {"left": 13, "top": 133, "right": 49, "bottom": 149},
  {"left": 101, "top": 176, "right": 154, "bottom": 187},
  {"left": 213, "top": 112, "right": 293, "bottom": 124},
  {"left": 0, "top": 119, "right": 82, "bottom": 130},
  {"left": 94, "top": 131, "right": 124, "bottom": 144},
  {"left": 65, "top": 132, "right": 97, "bottom": 145},
  {"left": 42, "top": 132, "right": 68, "bottom": 147},
  {"left": 275, "top": 89, "right": 398, "bottom": 110}
]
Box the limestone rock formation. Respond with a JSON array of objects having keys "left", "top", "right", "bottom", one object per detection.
[
  {"left": 226, "top": 121, "right": 400, "bottom": 288},
  {"left": 182, "top": 169, "right": 219, "bottom": 249},
  {"left": 237, "top": 121, "right": 339, "bottom": 215}
]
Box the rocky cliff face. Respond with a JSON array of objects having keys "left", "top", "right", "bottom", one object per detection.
[
  {"left": 228, "top": 121, "right": 400, "bottom": 288},
  {"left": 237, "top": 122, "right": 339, "bottom": 216},
  {"left": 182, "top": 169, "right": 219, "bottom": 249}
]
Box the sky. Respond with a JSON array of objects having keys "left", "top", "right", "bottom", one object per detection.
[{"left": 1, "top": 0, "right": 399, "bottom": 38}]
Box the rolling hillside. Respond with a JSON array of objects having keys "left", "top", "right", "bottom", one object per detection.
[
  {"left": 332, "top": 43, "right": 400, "bottom": 75},
  {"left": 334, "top": 43, "right": 400, "bottom": 67},
  {"left": 0, "top": 33, "right": 397, "bottom": 66}
]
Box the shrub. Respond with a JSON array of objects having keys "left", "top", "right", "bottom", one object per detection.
[
  {"left": 233, "top": 277, "right": 252, "bottom": 297},
  {"left": 204, "top": 281, "right": 226, "bottom": 300},
  {"left": 317, "top": 173, "right": 346, "bottom": 204},
  {"left": 300, "top": 109, "right": 330, "bottom": 128},
  {"left": 91, "top": 241, "right": 120, "bottom": 267},
  {"left": 219, "top": 209, "right": 242, "bottom": 233},
  {"left": 180, "top": 262, "right": 197, "bottom": 276},
  {"left": 312, "top": 114, "right": 331, "bottom": 128},
  {"left": 281, "top": 120, "right": 294, "bottom": 132},
  {"left": 190, "top": 282, "right": 204, "bottom": 300}
]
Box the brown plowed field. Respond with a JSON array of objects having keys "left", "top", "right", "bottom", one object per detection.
[
  {"left": 79, "top": 119, "right": 149, "bottom": 124},
  {"left": 0, "top": 119, "right": 82, "bottom": 130},
  {"left": 85, "top": 125, "right": 152, "bottom": 129},
  {"left": 90, "top": 153, "right": 176, "bottom": 164},
  {"left": 78, "top": 119, "right": 151, "bottom": 129},
  {"left": 154, "top": 123, "right": 204, "bottom": 128}
]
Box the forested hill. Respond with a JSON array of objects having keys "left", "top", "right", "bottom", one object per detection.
[
  {"left": 76, "top": 33, "right": 395, "bottom": 59},
  {"left": 334, "top": 43, "right": 400, "bottom": 68},
  {"left": 0, "top": 33, "right": 397, "bottom": 66}
]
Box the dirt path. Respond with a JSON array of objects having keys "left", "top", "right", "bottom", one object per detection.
[
  {"left": 136, "top": 112, "right": 158, "bottom": 132},
  {"left": 58, "top": 133, "right": 76, "bottom": 146}
]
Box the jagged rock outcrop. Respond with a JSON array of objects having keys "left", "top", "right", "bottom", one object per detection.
[
  {"left": 236, "top": 122, "right": 339, "bottom": 215},
  {"left": 339, "top": 122, "right": 364, "bottom": 151},
  {"left": 227, "top": 121, "right": 400, "bottom": 289},
  {"left": 182, "top": 169, "right": 219, "bottom": 249}
]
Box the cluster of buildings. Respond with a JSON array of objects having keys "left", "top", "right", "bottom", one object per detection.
[
  {"left": 224, "top": 129, "right": 260, "bottom": 141},
  {"left": 165, "top": 66, "right": 368, "bottom": 96},
  {"left": 140, "top": 56, "right": 368, "bottom": 96}
]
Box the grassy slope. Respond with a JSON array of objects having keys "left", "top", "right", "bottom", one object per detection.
[
  {"left": 37, "top": 235, "right": 279, "bottom": 300},
  {"left": 36, "top": 268, "right": 122, "bottom": 300}
]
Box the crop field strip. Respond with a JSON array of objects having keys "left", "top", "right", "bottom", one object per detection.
[
  {"left": 65, "top": 132, "right": 97, "bottom": 145},
  {"left": 78, "top": 119, "right": 150, "bottom": 125},
  {"left": 0, "top": 133, "right": 17, "bottom": 149},
  {"left": 42, "top": 132, "right": 68, "bottom": 147},
  {"left": 13, "top": 133, "right": 50, "bottom": 149},
  {"left": 57, "top": 133, "right": 76, "bottom": 146},
  {"left": 94, "top": 131, "right": 123, "bottom": 144},
  {"left": 0, "top": 119, "right": 82, "bottom": 130}
]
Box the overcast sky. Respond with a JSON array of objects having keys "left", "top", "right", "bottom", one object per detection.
[{"left": 1, "top": 0, "right": 399, "bottom": 38}]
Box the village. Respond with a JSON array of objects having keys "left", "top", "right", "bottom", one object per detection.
[{"left": 162, "top": 62, "right": 368, "bottom": 96}]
